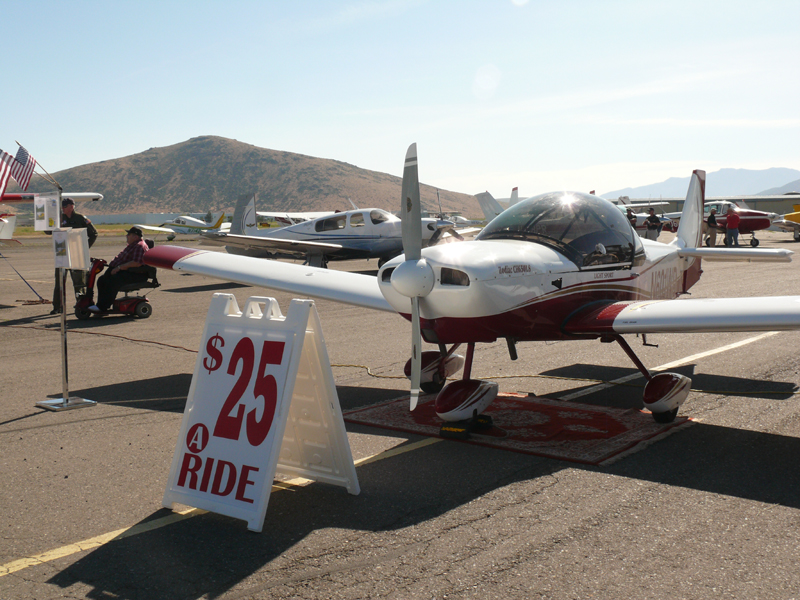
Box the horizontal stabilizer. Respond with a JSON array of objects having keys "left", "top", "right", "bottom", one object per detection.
[{"left": 677, "top": 248, "right": 793, "bottom": 262}]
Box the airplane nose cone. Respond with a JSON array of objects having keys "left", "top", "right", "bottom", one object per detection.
[{"left": 391, "top": 259, "right": 435, "bottom": 298}]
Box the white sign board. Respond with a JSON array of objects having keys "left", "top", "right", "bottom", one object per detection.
[
  {"left": 163, "top": 294, "right": 359, "bottom": 532},
  {"left": 52, "top": 228, "right": 90, "bottom": 270},
  {"left": 34, "top": 194, "right": 60, "bottom": 232}
]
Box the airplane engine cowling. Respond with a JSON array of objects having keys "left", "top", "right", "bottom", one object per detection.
[
  {"left": 435, "top": 379, "right": 498, "bottom": 422},
  {"left": 643, "top": 372, "right": 691, "bottom": 414}
]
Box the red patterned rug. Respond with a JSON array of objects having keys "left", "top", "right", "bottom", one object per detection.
[{"left": 344, "top": 393, "right": 692, "bottom": 466}]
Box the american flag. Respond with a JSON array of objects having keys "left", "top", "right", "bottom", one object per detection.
[
  {"left": 10, "top": 145, "right": 37, "bottom": 190},
  {"left": 0, "top": 151, "right": 14, "bottom": 197}
]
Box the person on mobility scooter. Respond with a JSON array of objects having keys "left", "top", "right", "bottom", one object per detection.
[{"left": 76, "top": 227, "right": 159, "bottom": 319}]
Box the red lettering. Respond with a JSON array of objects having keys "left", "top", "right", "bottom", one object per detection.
[
  {"left": 210, "top": 460, "right": 237, "bottom": 496},
  {"left": 199, "top": 457, "right": 215, "bottom": 492},
  {"left": 177, "top": 453, "right": 202, "bottom": 489},
  {"left": 235, "top": 465, "right": 259, "bottom": 504}
]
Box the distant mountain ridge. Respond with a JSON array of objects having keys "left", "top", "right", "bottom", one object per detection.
[
  {"left": 603, "top": 167, "right": 800, "bottom": 199},
  {"left": 6, "top": 136, "right": 479, "bottom": 217}
]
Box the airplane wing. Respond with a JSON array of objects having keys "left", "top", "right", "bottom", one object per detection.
[
  {"left": 201, "top": 232, "right": 343, "bottom": 256},
  {"left": 144, "top": 245, "right": 393, "bottom": 312},
  {"left": 135, "top": 224, "right": 178, "bottom": 234},
  {"left": 563, "top": 297, "right": 800, "bottom": 335},
  {"left": 256, "top": 210, "right": 335, "bottom": 223}
]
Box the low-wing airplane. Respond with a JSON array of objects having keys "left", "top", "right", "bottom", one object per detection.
[
  {"left": 144, "top": 144, "right": 800, "bottom": 430},
  {"left": 0, "top": 192, "right": 104, "bottom": 241},
  {"left": 135, "top": 213, "right": 227, "bottom": 241},
  {"left": 200, "top": 193, "right": 468, "bottom": 268},
  {"left": 665, "top": 200, "right": 778, "bottom": 246},
  {"left": 771, "top": 204, "right": 800, "bottom": 241}
]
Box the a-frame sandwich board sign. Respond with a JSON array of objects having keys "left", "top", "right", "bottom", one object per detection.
[{"left": 163, "top": 294, "right": 360, "bottom": 532}]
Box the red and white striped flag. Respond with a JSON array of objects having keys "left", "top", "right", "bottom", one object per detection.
[
  {"left": 10, "top": 145, "right": 37, "bottom": 190},
  {"left": 0, "top": 151, "right": 15, "bottom": 197}
]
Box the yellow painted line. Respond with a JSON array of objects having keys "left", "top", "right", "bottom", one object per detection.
[{"left": 0, "top": 438, "right": 440, "bottom": 577}]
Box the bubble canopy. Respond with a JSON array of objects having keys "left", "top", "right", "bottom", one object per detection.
[{"left": 476, "top": 191, "right": 644, "bottom": 268}]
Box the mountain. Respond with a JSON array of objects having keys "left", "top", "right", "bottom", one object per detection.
[
  {"left": 759, "top": 178, "right": 800, "bottom": 195},
  {"left": 603, "top": 168, "right": 800, "bottom": 199},
  {"left": 6, "top": 136, "right": 479, "bottom": 217}
]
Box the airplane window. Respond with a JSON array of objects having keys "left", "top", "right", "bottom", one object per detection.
[
  {"left": 315, "top": 215, "right": 347, "bottom": 232},
  {"left": 477, "top": 191, "right": 640, "bottom": 269},
  {"left": 370, "top": 210, "right": 391, "bottom": 225},
  {"left": 350, "top": 213, "right": 365, "bottom": 227}
]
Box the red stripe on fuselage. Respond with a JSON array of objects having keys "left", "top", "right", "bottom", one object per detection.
[{"left": 143, "top": 245, "right": 206, "bottom": 270}]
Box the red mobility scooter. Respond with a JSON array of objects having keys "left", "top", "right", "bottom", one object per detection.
[{"left": 74, "top": 240, "right": 159, "bottom": 320}]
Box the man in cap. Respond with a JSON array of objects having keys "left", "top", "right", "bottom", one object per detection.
[
  {"left": 50, "top": 197, "right": 98, "bottom": 314},
  {"left": 706, "top": 207, "right": 719, "bottom": 246},
  {"left": 88, "top": 226, "right": 150, "bottom": 313},
  {"left": 644, "top": 207, "right": 661, "bottom": 241}
]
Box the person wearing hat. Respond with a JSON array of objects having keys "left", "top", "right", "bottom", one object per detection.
[
  {"left": 50, "top": 197, "right": 98, "bottom": 314},
  {"left": 706, "top": 207, "right": 719, "bottom": 247},
  {"left": 88, "top": 226, "right": 150, "bottom": 313}
]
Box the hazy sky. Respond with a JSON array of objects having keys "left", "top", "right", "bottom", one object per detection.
[{"left": 3, "top": 0, "right": 798, "bottom": 198}]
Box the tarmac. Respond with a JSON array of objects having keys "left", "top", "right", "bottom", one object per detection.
[{"left": 2, "top": 230, "right": 800, "bottom": 599}]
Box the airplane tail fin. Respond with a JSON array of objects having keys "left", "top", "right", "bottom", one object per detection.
[
  {"left": 671, "top": 170, "right": 705, "bottom": 249},
  {"left": 509, "top": 187, "right": 519, "bottom": 206},
  {"left": 475, "top": 191, "right": 505, "bottom": 221},
  {"left": 231, "top": 194, "right": 258, "bottom": 235},
  {"left": 210, "top": 212, "right": 225, "bottom": 230},
  {"left": 618, "top": 195, "right": 631, "bottom": 206}
]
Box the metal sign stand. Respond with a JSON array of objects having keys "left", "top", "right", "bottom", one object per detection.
[{"left": 36, "top": 224, "right": 96, "bottom": 411}]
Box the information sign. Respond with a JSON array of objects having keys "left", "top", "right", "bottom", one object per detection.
[
  {"left": 34, "top": 193, "right": 59, "bottom": 231},
  {"left": 163, "top": 294, "right": 359, "bottom": 532}
]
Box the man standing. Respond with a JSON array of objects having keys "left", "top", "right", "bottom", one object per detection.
[
  {"left": 644, "top": 208, "right": 661, "bottom": 241},
  {"left": 626, "top": 208, "right": 638, "bottom": 232},
  {"left": 706, "top": 207, "right": 718, "bottom": 247},
  {"left": 89, "top": 227, "right": 149, "bottom": 313},
  {"left": 725, "top": 205, "right": 741, "bottom": 247},
  {"left": 50, "top": 198, "right": 98, "bottom": 314}
]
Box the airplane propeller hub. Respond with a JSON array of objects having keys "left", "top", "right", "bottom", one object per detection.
[{"left": 390, "top": 258, "right": 435, "bottom": 298}]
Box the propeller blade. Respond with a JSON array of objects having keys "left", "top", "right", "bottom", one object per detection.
[
  {"left": 401, "top": 143, "right": 422, "bottom": 261},
  {"left": 410, "top": 296, "right": 422, "bottom": 410}
]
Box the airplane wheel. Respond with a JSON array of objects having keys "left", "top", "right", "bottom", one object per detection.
[
  {"left": 135, "top": 302, "right": 153, "bottom": 318},
  {"left": 704, "top": 237, "right": 711, "bottom": 247},
  {"left": 723, "top": 237, "right": 729, "bottom": 247},
  {"left": 652, "top": 408, "right": 679, "bottom": 424},
  {"left": 750, "top": 238, "right": 759, "bottom": 247}
]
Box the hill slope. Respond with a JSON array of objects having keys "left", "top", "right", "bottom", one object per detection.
[{"left": 9, "top": 136, "right": 479, "bottom": 217}]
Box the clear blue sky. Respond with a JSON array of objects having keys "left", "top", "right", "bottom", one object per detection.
[{"left": 3, "top": 0, "right": 798, "bottom": 198}]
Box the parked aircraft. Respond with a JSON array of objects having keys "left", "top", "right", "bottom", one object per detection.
[
  {"left": 474, "top": 189, "right": 520, "bottom": 221},
  {"left": 665, "top": 200, "right": 778, "bottom": 246},
  {"left": 771, "top": 204, "right": 800, "bottom": 241},
  {"left": 136, "top": 213, "right": 227, "bottom": 241},
  {"left": 0, "top": 192, "right": 104, "bottom": 240},
  {"left": 201, "top": 193, "right": 469, "bottom": 267},
  {"left": 144, "top": 144, "right": 800, "bottom": 430}
]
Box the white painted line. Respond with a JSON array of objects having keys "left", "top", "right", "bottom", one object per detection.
[{"left": 558, "top": 331, "right": 781, "bottom": 401}]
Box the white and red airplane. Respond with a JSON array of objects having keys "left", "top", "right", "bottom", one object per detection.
[{"left": 144, "top": 144, "right": 800, "bottom": 427}]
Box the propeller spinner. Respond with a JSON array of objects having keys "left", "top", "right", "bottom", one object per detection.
[{"left": 390, "top": 143, "right": 435, "bottom": 410}]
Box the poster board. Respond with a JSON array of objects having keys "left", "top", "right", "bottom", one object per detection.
[
  {"left": 163, "top": 294, "right": 359, "bottom": 532},
  {"left": 34, "top": 193, "right": 60, "bottom": 232}
]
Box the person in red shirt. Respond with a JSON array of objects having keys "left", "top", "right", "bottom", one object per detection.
[
  {"left": 725, "top": 205, "right": 741, "bottom": 247},
  {"left": 89, "top": 227, "right": 150, "bottom": 312}
]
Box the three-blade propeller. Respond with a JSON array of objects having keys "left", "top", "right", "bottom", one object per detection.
[{"left": 390, "top": 144, "right": 435, "bottom": 410}]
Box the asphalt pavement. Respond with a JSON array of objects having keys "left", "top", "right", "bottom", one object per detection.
[{"left": 2, "top": 231, "right": 800, "bottom": 599}]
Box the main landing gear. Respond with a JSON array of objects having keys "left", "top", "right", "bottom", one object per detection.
[
  {"left": 610, "top": 334, "right": 690, "bottom": 423},
  {"left": 405, "top": 335, "right": 688, "bottom": 430}
]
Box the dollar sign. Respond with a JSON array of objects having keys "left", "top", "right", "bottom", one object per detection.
[{"left": 203, "top": 333, "right": 225, "bottom": 374}]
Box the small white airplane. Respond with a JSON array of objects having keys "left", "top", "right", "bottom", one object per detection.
[
  {"left": 0, "top": 192, "right": 104, "bottom": 241},
  {"left": 772, "top": 204, "right": 800, "bottom": 241},
  {"left": 135, "top": 213, "right": 227, "bottom": 241},
  {"left": 201, "top": 193, "right": 473, "bottom": 268},
  {"left": 144, "top": 144, "right": 800, "bottom": 430}
]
